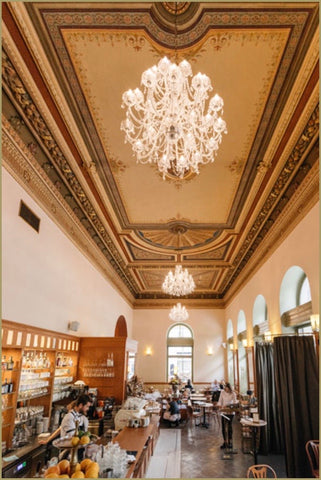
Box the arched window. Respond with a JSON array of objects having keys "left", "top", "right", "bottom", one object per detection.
[
  {"left": 226, "top": 319, "right": 234, "bottom": 387},
  {"left": 167, "top": 324, "right": 193, "bottom": 383},
  {"left": 280, "top": 266, "right": 313, "bottom": 333},
  {"left": 237, "top": 310, "right": 248, "bottom": 394},
  {"left": 299, "top": 276, "right": 312, "bottom": 305}
]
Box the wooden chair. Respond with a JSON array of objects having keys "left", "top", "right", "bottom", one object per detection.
[
  {"left": 187, "top": 405, "right": 201, "bottom": 426},
  {"left": 305, "top": 440, "right": 319, "bottom": 478},
  {"left": 247, "top": 464, "right": 277, "bottom": 478}
]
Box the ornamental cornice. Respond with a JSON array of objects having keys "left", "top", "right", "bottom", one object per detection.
[
  {"left": 2, "top": 48, "right": 140, "bottom": 297},
  {"left": 2, "top": 118, "right": 135, "bottom": 306},
  {"left": 224, "top": 160, "right": 319, "bottom": 304},
  {"left": 4, "top": 4, "right": 95, "bottom": 171}
]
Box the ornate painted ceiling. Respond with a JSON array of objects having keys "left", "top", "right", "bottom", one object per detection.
[{"left": 2, "top": 2, "right": 319, "bottom": 308}]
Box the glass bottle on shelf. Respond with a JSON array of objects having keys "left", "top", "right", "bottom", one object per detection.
[
  {"left": 38, "top": 352, "right": 43, "bottom": 368},
  {"left": 56, "top": 352, "right": 62, "bottom": 367},
  {"left": 2, "top": 355, "right": 7, "bottom": 371},
  {"left": 2, "top": 378, "right": 8, "bottom": 394},
  {"left": 7, "top": 356, "right": 14, "bottom": 370},
  {"left": 110, "top": 353, "right": 114, "bottom": 367},
  {"left": 44, "top": 352, "right": 50, "bottom": 369}
]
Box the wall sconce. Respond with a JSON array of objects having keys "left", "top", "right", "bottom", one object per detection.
[
  {"left": 221, "top": 342, "right": 227, "bottom": 349},
  {"left": 145, "top": 347, "right": 152, "bottom": 356},
  {"left": 242, "top": 339, "right": 248, "bottom": 348},
  {"left": 229, "top": 343, "right": 234, "bottom": 350},
  {"left": 310, "top": 314, "right": 319, "bottom": 332},
  {"left": 207, "top": 347, "right": 214, "bottom": 355},
  {"left": 264, "top": 331, "right": 272, "bottom": 342}
]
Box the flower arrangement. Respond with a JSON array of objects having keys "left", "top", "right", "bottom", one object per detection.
[{"left": 169, "top": 374, "right": 181, "bottom": 385}]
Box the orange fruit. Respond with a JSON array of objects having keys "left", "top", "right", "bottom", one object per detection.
[
  {"left": 45, "top": 474, "right": 59, "bottom": 479},
  {"left": 80, "top": 459, "right": 92, "bottom": 472},
  {"left": 58, "top": 460, "right": 70, "bottom": 475},
  {"left": 86, "top": 462, "right": 99, "bottom": 472},
  {"left": 84, "top": 467, "right": 98, "bottom": 479},
  {"left": 71, "top": 472, "right": 85, "bottom": 478},
  {"left": 45, "top": 466, "right": 60, "bottom": 476},
  {"left": 79, "top": 435, "right": 90, "bottom": 445},
  {"left": 71, "top": 436, "right": 80, "bottom": 446}
]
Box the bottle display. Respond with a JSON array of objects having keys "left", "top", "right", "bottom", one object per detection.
[{"left": 82, "top": 355, "right": 115, "bottom": 377}]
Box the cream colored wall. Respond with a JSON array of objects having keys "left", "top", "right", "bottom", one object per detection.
[
  {"left": 2, "top": 168, "right": 133, "bottom": 337},
  {"left": 133, "top": 308, "right": 226, "bottom": 383},
  {"left": 225, "top": 202, "right": 319, "bottom": 343}
]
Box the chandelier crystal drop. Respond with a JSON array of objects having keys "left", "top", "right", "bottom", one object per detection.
[
  {"left": 121, "top": 56, "right": 227, "bottom": 179},
  {"left": 162, "top": 265, "right": 195, "bottom": 296},
  {"left": 169, "top": 303, "right": 189, "bottom": 322}
]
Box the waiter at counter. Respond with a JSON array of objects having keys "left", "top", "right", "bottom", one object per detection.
[{"left": 60, "top": 395, "right": 91, "bottom": 437}]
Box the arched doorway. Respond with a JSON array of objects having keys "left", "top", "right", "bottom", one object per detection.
[{"left": 114, "top": 315, "right": 128, "bottom": 337}]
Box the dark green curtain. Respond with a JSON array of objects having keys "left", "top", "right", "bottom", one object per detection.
[
  {"left": 255, "top": 342, "right": 284, "bottom": 454},
  {"left": 274, "top": 335, "right": 319, "bottom": 478}
]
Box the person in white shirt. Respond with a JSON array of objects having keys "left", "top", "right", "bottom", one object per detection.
[
  {"left": 60, "top": 394, "right": 91, "bottom": 438},
  {"left": 211, "top": 379, "right": 221, "bottom": 402},
  {"left": 217, "top": 383, "right": 237, "bottom": 449}
]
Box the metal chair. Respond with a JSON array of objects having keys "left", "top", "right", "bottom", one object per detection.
[
  {"left": 246, "top": 464, "right": 277, "bottom": 478},
  {"left": 305, "top": 440, "right": 319, "bottom": 478}
]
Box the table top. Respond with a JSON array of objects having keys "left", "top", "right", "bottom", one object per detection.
[
  {"left": 240, "top": 418, "right": 267, "bottom": 427},
  {"left": 112, "top": 417, "right": 159, "bottom": 478}
]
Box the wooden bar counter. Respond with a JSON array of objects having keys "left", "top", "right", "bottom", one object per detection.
[{"left": 113, "top": 416, "right": 160, "bottom": 478}]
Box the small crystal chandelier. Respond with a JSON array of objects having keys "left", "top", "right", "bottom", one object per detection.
[
  {"left": 169, "top": 303, "right": 189, "bottom": 322},
  {"left": 162, "top": 265, "right": 195, "bottom": 296},
  {"left": 121, "top": 12, "right": 227, "bottom": 181}
]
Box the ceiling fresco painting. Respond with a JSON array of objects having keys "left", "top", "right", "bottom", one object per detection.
[{"left": 2, "top": 2, "right": 319, "bottom": 307}]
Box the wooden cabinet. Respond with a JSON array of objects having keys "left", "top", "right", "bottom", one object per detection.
[{"left": 77, "top": 337, "right": 137, "bottom": 403}]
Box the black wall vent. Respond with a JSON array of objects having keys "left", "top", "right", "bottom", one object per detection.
[{"left": 19, "top": 200, "right": 40, "bottom": 233}]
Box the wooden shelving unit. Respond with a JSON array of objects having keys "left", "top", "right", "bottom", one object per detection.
[
  {"left": 77, "top": 337, "right": 137, "bottom": 403},
  {"left": 1, "top": 320, "right": 80, "bottom": 451},
  {"left": 1, "top": 320, "right": 138, "bottom": 454}
]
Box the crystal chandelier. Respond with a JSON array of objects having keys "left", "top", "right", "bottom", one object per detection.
[
  {"left": 162, "top": 265, "right": 195, "bottom": 296},
  {"left": 121, "top": 56, "right": 227, "bottom": 179},
  {"left": 169, "top": 303, "right": 189, "bottom": 322}
]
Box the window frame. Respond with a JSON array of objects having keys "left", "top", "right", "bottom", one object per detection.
[{"left": 167, "top": 323, "right": 194, "bottom": 382}]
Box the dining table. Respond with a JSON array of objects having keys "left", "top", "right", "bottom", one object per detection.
[
  {"left": 240, "top": 417, "right": 267, "bottom": 464},
  {"left": 193, "top": 401, "right": 213, "bottom": 428}
]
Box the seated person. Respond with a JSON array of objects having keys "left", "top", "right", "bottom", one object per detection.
[
  {"left": 163, "top": 397, "right": 181, "bottom": 426},
  {"left": 184, "top": 379, "right": 194, "bottom": 391},
  {"left": 246, "top": 390, "right": 257, "bottom": 405},
  {"left": 182, "top": 388, "right": 190, "bottom": 399}
]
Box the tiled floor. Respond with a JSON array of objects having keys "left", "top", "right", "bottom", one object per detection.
[{"left": 146, "top": 417, "right": 287, "bottom": 478}]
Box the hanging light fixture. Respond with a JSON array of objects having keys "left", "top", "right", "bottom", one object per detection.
[
  {"left": 169, "top": 303, "right": 189, "bottom": 322},
  {"left": 121, "top": 3, "right": 227, "bottom": 179},
  {"left": 162, "top": 265, "right": 195, "bottom": 296}
]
